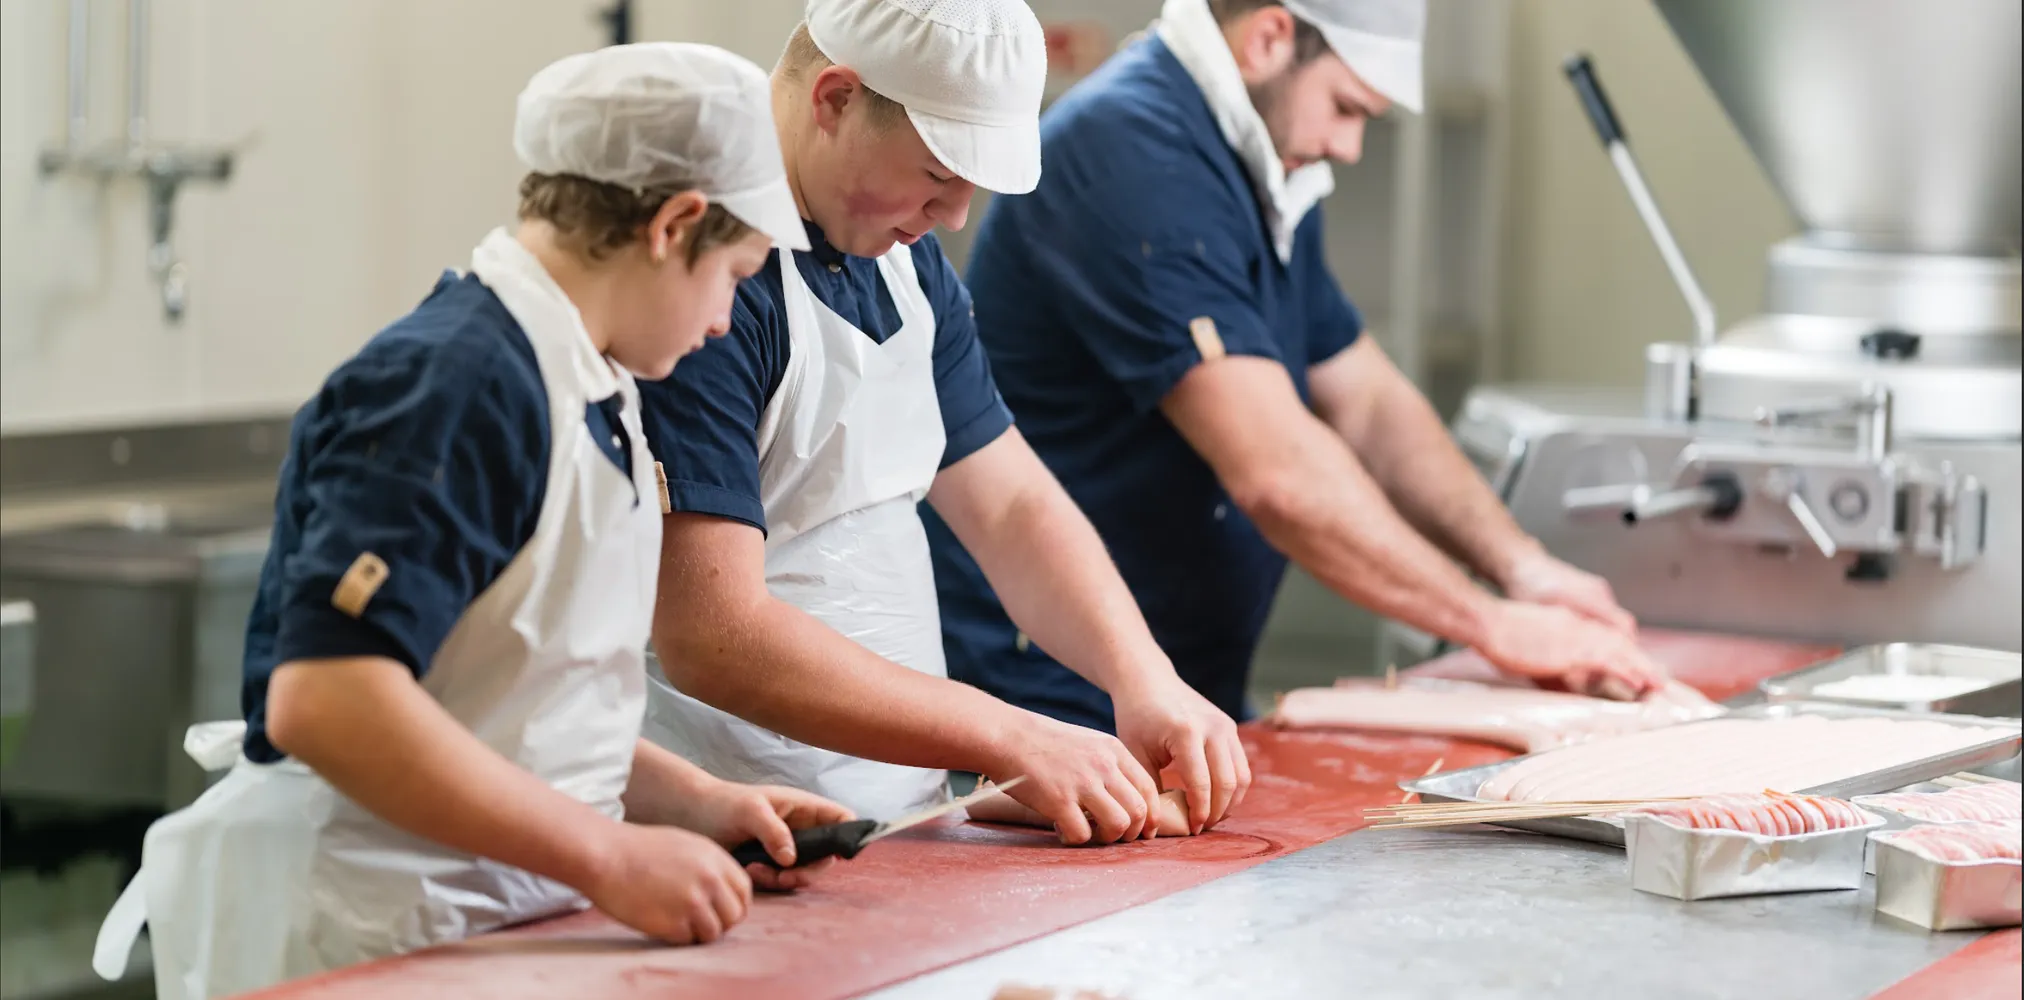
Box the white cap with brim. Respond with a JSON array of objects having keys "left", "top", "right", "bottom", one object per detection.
[
  {"left": 711, "top": 178, "right": 810, "bottom": 254},
  {"left": 1283, "top": 0, "right": 1426, "bottom": 115},
  {"left": 515, "top": 42, "right": 810, "bottom": 251},
  {"left": 805, "top": 0, "right": 1048, "bottom": 195}
]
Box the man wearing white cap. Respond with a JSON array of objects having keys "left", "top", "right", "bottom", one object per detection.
[
  {"left": 928, "top": 0, "right": 1676, "bottom": 737},
  {"left": 639, "top": 0, "right": 1251, "bottom": 845},
  {"left": 92, "top": 43, "right": 851, "bottom": 1000}
]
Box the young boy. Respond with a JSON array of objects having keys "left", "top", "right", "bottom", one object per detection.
[{"left": 93, "top": 43, "right": 849, "bottom": 1000}]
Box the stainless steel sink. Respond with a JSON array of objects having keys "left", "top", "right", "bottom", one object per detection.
[
  {"left": 1, "top": 483, "right": 277, "bottom": 809},
  {"left": 0, "top": 505, "right": 273, "bottom": 585},
  {"left": 1, "top": 599, "right": 34, "bottom": 772}
]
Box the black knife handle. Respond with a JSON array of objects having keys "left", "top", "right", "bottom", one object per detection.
[{"left": 730, "top": 819, "right": 881, "bottom": 869}]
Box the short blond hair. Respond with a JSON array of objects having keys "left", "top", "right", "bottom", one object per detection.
[{"left": 778, "top": 23, "right": 911, "bottom": 129}]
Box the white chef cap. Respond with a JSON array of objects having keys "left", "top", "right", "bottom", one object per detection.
[
  {"left": 1282, "top": 0, "right": 1425, "bottom": 114},
  {"left": 514, "top": 42, "right": 810, "bottom": 251},
  {"left": 804, "top": 0, "right": 1048, "bottom": 194}
]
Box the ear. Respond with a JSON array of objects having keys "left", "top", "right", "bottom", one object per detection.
[
  {"left": 808, "top": 64, "right": 867, "bottom": 136},
  {"left": 1231, "top": 7, "right": 1298, "bottom": 84},
  {"left": 647, "top": 191, "right": 710, "bottom": 267}
]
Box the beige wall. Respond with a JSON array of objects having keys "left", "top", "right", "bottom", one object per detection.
[
  {"left": 0, "top": 0, "right": 806, "bottom": 435},
  {"left": 1, "top": 0, "right": 1781, "bottom": 434},
  {"left": 1500, "top": 0, "right": 1794, "bottom": 387}
]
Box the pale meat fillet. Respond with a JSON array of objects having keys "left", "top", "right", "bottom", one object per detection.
[
  {"left": 1271, "top": 680, "right": 1721, "bottom": 753},
  {"left": 966, "top": 787, "right": 1194, "bottom": 837},
  {"left": 1477, "top": 716, "right": 2014, "bottom": 802},
  {"left": 1626, "top": 792, "right": 1874, "bottom": 835},
  {"left": 1857, "top": 783, "right": 2022, "bottom": 823},
  {"left": 1878, "top": 820, "right": 2024, "bottom": 862}
]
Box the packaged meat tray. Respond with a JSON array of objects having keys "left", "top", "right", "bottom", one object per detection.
[
  {"left": 1871, "top": 821, "right": 2024, "bottom": 931},
  {"left": 1852, "top": 781, "right": 2023, "bottom": 873},
  {"left": 1397, "top": 703, "right": 2021, "bottom": 846},
  {"left": 1622, "top": 794, "right": 1883, "bottom": 901}
]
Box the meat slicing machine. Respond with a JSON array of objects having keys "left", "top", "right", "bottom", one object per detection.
[{"left": 1421, "top": 0, "right": 2020, "bottom": 660}]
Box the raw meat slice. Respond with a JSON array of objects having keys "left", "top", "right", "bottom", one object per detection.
[
  {"left": 965, "top": 787, "right": 1194, "bottom": 837},
  {"left": 1272, "top": 679, "right": 1721, "bottom": 753},
  {"left": 1858, "top": 783, "right": 2022, "bottom": 824},
  {"left": 1878, "top": 820, "right": 2023, "bottom": 863},
  {"left": 1477, "top": 716, "right": 2014, "bottom": 803},
  {"left": 1403, "top": 629, "right": 1842, "bottom": 702},
  {"left": 1626, "top": 792, "right": 1873, "bottom": 836}
]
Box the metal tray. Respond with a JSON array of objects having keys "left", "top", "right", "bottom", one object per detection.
[
  {"left": 1396, "top": 702, "right": 2022, "bottom": 846},
  {"left": 1760, "top": 644, "right": 2022, "bottom": 717}
]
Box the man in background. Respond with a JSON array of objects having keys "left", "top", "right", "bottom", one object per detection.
[{"left": 928, "top": 0, "right": 1674, "bottom": 738}]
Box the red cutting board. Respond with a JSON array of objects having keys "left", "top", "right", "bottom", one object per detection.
[{"left": 245, "top": 629, "right": 1843, "bottom": 1000}]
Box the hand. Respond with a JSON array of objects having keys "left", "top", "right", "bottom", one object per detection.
[
  {"left": 1111, "top": 676, "right": 1251, "bottom": 834},
  {"left": 985, "top": 711, "right": 1160, "bottom": 845},
  {"left": 1647, "top": 679, "right": 1720, "bottom": 715},
  {"left": 683, "top": 780, "right": 856, "bottom": 892},
  {"left": 580, "top": 822, "right": 753, "bottom": 945},
  {"left": 1500, "top": 549, "right": 1637, "bottom": 635},
  {"left": 1478, "top": 601, "right": 1668, "bottom": 701}
]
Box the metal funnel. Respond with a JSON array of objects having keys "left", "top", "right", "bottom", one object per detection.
[{"left": 1654, "top": 0, "right": 2021, "bottom": 256}]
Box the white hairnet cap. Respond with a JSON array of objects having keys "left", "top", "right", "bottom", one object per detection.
[
  {"left": 515, "top": 42, "right": 809, "bottom": 252},
  {"left": 1283, "top": 0, "right": 1426, "bottom": 114},
  {"left": 805, "top": 0, "right": 1048, "bottom": 194}
]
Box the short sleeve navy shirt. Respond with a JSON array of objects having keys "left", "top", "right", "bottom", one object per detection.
[
  {"left": 923, "top": 35, "right": 1365, "bottom": 732},
  {"left": 635, "top": 220, "right": 1013, "bottom": 534},
  {"left": 240, "top": 273, "right": 559, "bottom": 762}
]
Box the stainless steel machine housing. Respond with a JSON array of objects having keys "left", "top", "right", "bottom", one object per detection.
[{"left": 1442, "top": 0, "right": 2021, "bottom": 658}]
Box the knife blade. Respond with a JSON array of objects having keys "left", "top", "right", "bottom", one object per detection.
[{"left": 731, "top": 775, "right": 1027, "bottom": 869}]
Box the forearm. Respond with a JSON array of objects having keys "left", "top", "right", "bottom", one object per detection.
[
  {"left": 1329, "top": 374, "right": 1540, "bottom": 587},
  {"left": 929, "top": 454, "right": 1174, "bottom": 698},
  {"left": 622, "top": 738, "right": 724, "bottom": 828},
  {"left": 653, "top": 593, "right": 1020, "bottom": 775},
  {"left": 1239, "top": 428, "right": 1504, "bottom": 650},
  {"left": 265, "top": 656, "right": 617, "bottom": 892}
]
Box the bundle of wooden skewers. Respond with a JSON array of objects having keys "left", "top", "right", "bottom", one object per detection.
[
  {"left": 1930, "top": 770, "right": 2005, "bottom": 788},
  {"left": 1366, "top": 770, "right": 2003, "bottom": 831},
  {"left": 1363, "top": 797, "right": 1695, "bottom": 831}
]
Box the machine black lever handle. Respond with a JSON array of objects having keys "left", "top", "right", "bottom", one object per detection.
[{"left": 1564, "top": 54, "right": 1626, "bottom": 146}]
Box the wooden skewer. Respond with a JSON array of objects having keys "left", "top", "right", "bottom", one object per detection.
[
  {"left": 1369, "top": 808, "right": 1649, "bottom": 830},
  {"left": 1943, "top": 771, "right": 2003, "bottom": 785},
  {"left": 1398, "top": 756, "right": 1446, "bottom": 804},
  {"left": 1367, "top": 809, "right": 1637, "bottom": 826},
  {"left": 1366, "top": 796, "right": 1689, "bottom": 814},
  {"left": 1364, "top": 796, "right": 1699, "bottom": 830}
]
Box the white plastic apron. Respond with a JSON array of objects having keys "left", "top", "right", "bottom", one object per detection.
[
  {"left": 644, "top": 243, "right": 951, "bottom": 819},
  {"left": 93, "top": 229, "right": 661, "bottom": 1000}
]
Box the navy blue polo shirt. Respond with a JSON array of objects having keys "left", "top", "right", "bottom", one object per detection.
[
  {"left": 923, "top": 35, "right": 1364, "bottom": 733},
  {"left": 635, "top": 219, "right": 1013, "bottom": 533},
  {"left": 240, "top": 272, "right": 637, "bottom": 763}
]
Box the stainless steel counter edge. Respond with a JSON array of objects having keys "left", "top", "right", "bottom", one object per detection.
[{"left": 863, "top": 826, "right": 1984, "bottom": 1000}]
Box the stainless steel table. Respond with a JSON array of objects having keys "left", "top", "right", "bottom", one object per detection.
[{"left": 867, "top": 827, "right": 1982, "bottom": 999}]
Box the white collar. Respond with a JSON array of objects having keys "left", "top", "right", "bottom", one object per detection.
[
  {"left": 468, "top": 228, "right": 623, "bottom": 402},
  {"left": 1154, "top": 0, "right": 1334, "bottom": 263}
]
